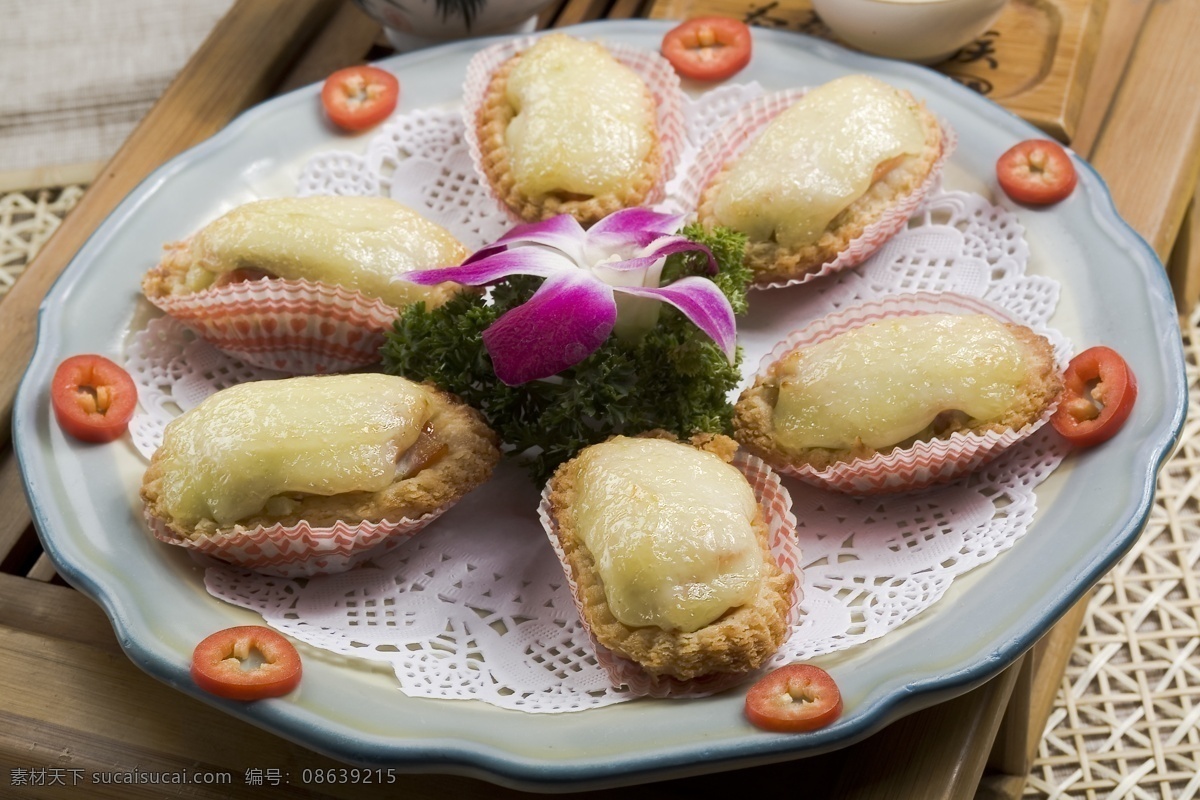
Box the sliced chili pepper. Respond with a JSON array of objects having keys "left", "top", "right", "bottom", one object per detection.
[
  {"left": 50, "top": 354, "right": 138, "bottom": 443},
  {"left": 745, "top": 664, "right": 842, "bottom": 733},
  {"left": 996, "top": 139, "right": 1077, "bottom": 206},
  {"left": 191, "top": 626, "right": 302, "bottom": 701},
  {"left": 661, "top": 17, "right": 753, "bottom": 82},
  {"left": 321, "top": 65, "right": 400, "bottom": 132},
  {"left": 1051, "top": 346, "right": 1137, "bottom": 448}
]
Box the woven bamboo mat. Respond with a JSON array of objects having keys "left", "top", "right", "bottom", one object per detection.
[
  {"left": 1, "top": 190, "right": 1197, "bottom": 798},
  {"left": 1025, "top": 328, "right": 1200, "bottom": 799},
  {"left": 0, "top": 187, "right": 86, "bottom": 296}
]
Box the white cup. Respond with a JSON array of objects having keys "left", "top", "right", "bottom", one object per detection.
[{"left": 812, "top": 0, "right": 1008, "bottom": 64}]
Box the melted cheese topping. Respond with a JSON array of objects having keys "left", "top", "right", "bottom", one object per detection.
[
  {"left": 182, "top": 196, "right": 467, "bottom": 307},
  {"left": 505, "top": 34, "right": 656, "bottom": 198},
  {"left": 153, "top": 374, "right": 431, "bottom": 526},
  {"left": 570, "top": 437, "right": 762, "bottom": 633},
  {"left": 772, "top": 314, "right": 1029, "bottom": 451},
  {"left": 712, "top": 75, "right": 927, "bottom": 248}
]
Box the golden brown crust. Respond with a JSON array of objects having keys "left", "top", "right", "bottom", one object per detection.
[
  {"left": 141, "top": 385, "right": 501, "bottom": 539},
  {"left": 545, "top": 434, "right": 794, "bottom": 681},
  {"left": 696, "top": 91, "right": 943, "bottom": 286},
  {"left": 141, "top": 239, "right": 199, "bottom": 300},
  {"left": 733, "top": 321, "right": 1063, "bottom": 471},
  {"left": 474, "top": 42, "right": 663, "bottom": 227}
]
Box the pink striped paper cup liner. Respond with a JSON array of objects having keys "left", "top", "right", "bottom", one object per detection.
[
  {"left": 752, "top": 292, "right": 1061, "bottom": 495},
  {"left": 683, "top": 88, "right": 956, "bottom": 290},
  {"left": 146, "top": 503, "right": 452, "bottom": 578},
  {"left": 538, "top": 452, "right": 804, "bottom": 698},
  {"left": 147, "top": 278, "right": 398, "bottom": 375},
  {"left": 461, "top": 35, "right": 686, "bottom": 223}
]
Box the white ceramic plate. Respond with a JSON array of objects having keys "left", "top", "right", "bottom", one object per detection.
[{"left": 14, "top": 20, "right": 1186, "bottom": 789}]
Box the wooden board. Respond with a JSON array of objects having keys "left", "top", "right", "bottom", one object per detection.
[{"left": 646, "top": 0, "right": 1104, "bottom": 142}]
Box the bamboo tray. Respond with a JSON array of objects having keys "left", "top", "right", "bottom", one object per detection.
[{"left": 646, "top": 0, "right": 1104, "bottom": 142}]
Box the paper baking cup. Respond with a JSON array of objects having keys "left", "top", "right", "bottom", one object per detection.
[
  {"left": 681, "top": 88, "right": 956, "bottom": 289},
  {"left": 538, "top": 452, "right": 804, "bottom": 699},
  {"left": 462, "top": 35, "right": 687, "bottom": 223},
  {"left": 751, "top": 292, "right": 1063, "bottom": 494},
  {"left": 146, "top": 504, "right": 451, "bottom": 578},
  {"left": 147, "top": 278, "right": 398, "bottom": 374}
]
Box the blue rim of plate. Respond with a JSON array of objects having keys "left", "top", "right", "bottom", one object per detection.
[{"left": 13, "top": 20, "right": 1188, "bottom": 789}]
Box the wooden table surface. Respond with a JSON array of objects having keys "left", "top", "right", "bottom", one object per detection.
[{"left": 2, "top": 1, "right": 1198, "bottom": 798}]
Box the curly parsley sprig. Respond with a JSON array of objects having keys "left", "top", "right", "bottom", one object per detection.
[{"left": 381, "top": 225, "right": 750, "bottom": 482}]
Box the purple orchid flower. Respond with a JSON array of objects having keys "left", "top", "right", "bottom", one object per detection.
[{"left": 399, "top": 208, "right": 736, "bottom": 386}]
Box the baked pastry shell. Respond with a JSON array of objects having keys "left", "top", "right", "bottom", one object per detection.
[
  {"left": 145, "top": 275, "right": 398, "bottom": 375},
  {"left": 461, "top": 35, "right": 686, "bottom": 224},
  {"left": 537, "top": 451, "right": 804, "bottom": 698},
  {"left": 683, "top": 87, "right": 955, "bottom": 289},
  {"left": 142, "top": 382, "right": 502, "bottom": 578},
  {"left": 737, "top": 292, "right": 1064, "bottom": 494},
  {"left": 145, "top": 506, "right": 448, "bottom": 578}
]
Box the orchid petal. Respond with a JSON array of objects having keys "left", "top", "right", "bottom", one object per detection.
[
  {"left": 617, "top": 276, "right": 737, "bottom": 362},
  {"left": 482, "top": 270, "right": 617, "bottom": 385},
  {"left": 641, "top": 236, "right": 718, "bottom": 274},
  {"left": 466, "top": 215, "right": 587, "bottom": 265},
  {"left": 592, "top": 236, "right": 718, "bottom": 274},
  {"left": 589, "top": 208, "right": 686, "bottom": 237},
  {"left": 400, "top": 247, "right": 576, "bottom": 286},
  {"left": 585, "top": 209, "right": 688, "bottom": 256},
  {"left": 586, "top": 229, "right": 660, "bottom": 254}
]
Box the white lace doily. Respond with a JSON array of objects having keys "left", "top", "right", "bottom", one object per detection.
[{"left": 124, "top": 82, "right": 1071, "bottom": 713}]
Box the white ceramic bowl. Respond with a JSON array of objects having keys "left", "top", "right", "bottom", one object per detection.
[
  {"left": 353, "top": 0, "right": 556, "bottom": 50},
  {"left": 812, "top": 0, "right": 1008, "bottom": 64}
]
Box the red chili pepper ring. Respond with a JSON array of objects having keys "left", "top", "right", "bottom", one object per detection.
[{"left": 1050, "top": 346, "right": 1137, "bottom": 448}]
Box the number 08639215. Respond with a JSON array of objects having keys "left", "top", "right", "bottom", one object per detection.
[{"left": 300, "top": 768, "right": 397, "bottom": 784}]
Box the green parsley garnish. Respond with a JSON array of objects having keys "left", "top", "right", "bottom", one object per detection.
[{"left": 381, "top": 225, "right": 750, "bottom": 483}]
